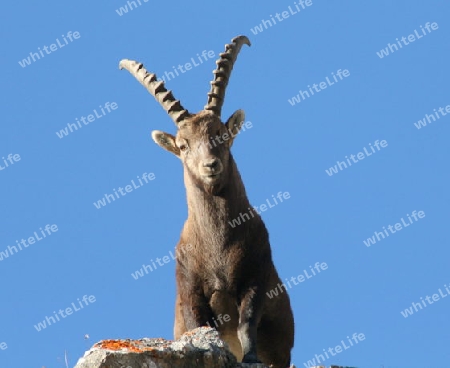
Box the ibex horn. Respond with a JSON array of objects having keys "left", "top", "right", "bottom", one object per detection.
[
  {"left": 204, "top": 35, "right": 251, "bottom": 117},
  {"left": 119, "top": 59, "right": 190, "bottom": 125}
]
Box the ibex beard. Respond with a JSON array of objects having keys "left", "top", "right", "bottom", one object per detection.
[{"left": 120, "top": 35, "right": 295, "bottom": 368}]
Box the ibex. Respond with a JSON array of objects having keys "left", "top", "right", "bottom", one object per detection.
[{"left": 120, "top": 35, "right": 294, "bottom": 368}]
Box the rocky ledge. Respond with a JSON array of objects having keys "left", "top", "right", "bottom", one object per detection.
[
  {"left": 74, "top": 327, "right": 268, "bottom": 368},
  {"left": 74, "top": 326, "right": 350, "bottom": 368}
]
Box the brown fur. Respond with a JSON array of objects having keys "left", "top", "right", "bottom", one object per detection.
[{"left": 152, "top": 111, "right": 295, "bottom": 368}]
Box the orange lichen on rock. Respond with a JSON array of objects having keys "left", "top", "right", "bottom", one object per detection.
[
  {"left": 94, "top": 339, "right": 160, "bottom": 354},
  {"left": 95, "top": 340, "right": 141, "bottom": 353}
]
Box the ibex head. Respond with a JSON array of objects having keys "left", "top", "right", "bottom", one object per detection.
[{"left": 120, "top": 36, "right": 250, "bottom": 194}]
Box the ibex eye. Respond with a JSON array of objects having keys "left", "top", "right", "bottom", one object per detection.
[{"left": 178, "top": 139, "right": 189, "bottom": 151}]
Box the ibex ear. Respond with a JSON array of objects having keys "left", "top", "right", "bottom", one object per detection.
[
  {"left": 225, "top": 109, "right": 245, "bottom": 147},
  {"left": 151, "top": 130, "right": 180, "bottom": 157}
]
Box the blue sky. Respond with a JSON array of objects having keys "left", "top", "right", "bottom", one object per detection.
[{"left": 1, "top": 1, "right": 449, "bottom": 367}]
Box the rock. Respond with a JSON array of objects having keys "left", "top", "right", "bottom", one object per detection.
[
  {"left": 310, "top": 366, "right": 356, "bottom": 368},
  {"left": 74, "top": 326, "right": 271, "bottom": 368}
]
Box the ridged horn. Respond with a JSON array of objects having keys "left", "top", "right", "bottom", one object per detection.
[
  {"left": 204, "top": 35, "right": 251, "bottom": 117},
  {"left": 119, "top": 59, "right": 190, "bottom": 125}
]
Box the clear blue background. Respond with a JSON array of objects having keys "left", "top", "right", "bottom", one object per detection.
[{"left": 1, "top": 1, "right": 449, "bottom": 367}]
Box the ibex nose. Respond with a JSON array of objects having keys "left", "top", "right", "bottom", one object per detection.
[{"left": 203, "top": 158, "right": 220, "bottom": 169}]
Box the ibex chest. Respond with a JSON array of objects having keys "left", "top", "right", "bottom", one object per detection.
[{"left": 177, "top": 240, "right": 244, "bottom": 292}]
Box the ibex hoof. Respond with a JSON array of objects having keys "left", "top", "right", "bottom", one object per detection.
[{"left": 242, "top": 352, "right": 262, "bottom": 363}]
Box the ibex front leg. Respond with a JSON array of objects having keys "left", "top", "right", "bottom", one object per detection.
[
  {"left": 179, "top": 284, "right": 214, "bottom": 330},
  {"left": 238, "top": 286, "right": 263, "bottom": 363}
]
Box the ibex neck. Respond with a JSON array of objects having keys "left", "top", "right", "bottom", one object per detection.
[{"left": 184, "top": 159, "right": 251, "bottom": 233}]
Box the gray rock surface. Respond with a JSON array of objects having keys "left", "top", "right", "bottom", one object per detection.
[
  {"left": 74, "top": 326, "right": 353, "bottom": 368},
  {"left": 74, "top": 327, "right": 269, "bottom": 368}
]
